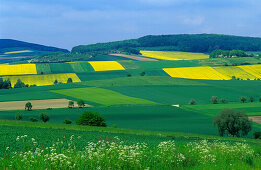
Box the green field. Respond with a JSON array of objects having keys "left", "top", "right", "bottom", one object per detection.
[{"left": 52, "top": 87, "right": 157, "bottom": 106}]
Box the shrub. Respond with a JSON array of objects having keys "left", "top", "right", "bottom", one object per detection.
[
  {"left": 240, "top": 96, "right": 247, "bottom": 103},
  {"left": 140, "top": 72, "right": 146, "bottom": 76},
  {"left": 250, "top": 96, "right": 254, "bottom": 102},
  {"left": 63, "top": 118, "right": 72, "bottom": 124},
  {"left": 112, "top": 124, "right": 118, "bottom": 128},
  {"left": 220, "top": 98, "right": 227, "bottom": 104},
  {"left": 54, "top": 79, "right": 58, "bottom": 84},
  {"left": 29, "top": 117, "right": 38, "bottom": 122},
  {"left": 189, "top": 99, "right": 196, "bottom": 105},
  {"left": 76, "top": 111, "right": 106, "bottom": 127},
  {"left": 127, "top": 74, "right": 132, "bottom": 77},
  {"left": 211, "top": 96, "right": 218, "bottom": 104},
  {"left": 253, "top": 131, "right": 261, "bottom": 139},
  {"left": 15, "top": 113, "right": 22, "bottom": 120},
  {"left": 39, "top": 113, "right": 50, "bottom": 123},
  {"left": 213, "top": 109, "right": 252, "bottom": 137}
]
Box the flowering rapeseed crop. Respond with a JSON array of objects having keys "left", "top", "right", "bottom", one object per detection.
[
  {"left": 89, "top": 61, "right": 125, "bottom": 71},
  {"left": 140, "top": 51, "right": 209, "bottom": 60}
]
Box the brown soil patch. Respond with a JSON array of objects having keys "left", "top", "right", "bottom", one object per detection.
[
  {"left": 110, "top": 54, "right": 157, "bottom": 61},
  {"left": 249, "top": 116, "right": 261, "bottom": 124},
  {"left": 0, "top": 99, "right": 92, "bottom": 111}
]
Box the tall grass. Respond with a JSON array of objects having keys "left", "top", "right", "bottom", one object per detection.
[{"left": 1, "top": 135, "right": 260, "bottom": 169}]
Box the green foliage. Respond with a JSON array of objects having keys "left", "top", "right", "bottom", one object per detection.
[
  {"left": 29, "top": 117, "right": 38, "bottom": 122},
  {"left": 67, "top": 78, "right": 73, "bottom": 83},
  {"left": 240, "top": 96, "right": 247, "bottom": 103},
  {"left": 68, "top": 101, "right": 74, "bottom": 108},
  {"left": 211, "top": 96, "right": 218, "bottom": 104},
  {"left": 250, "top": 96, "right": 254, "bottom": 102},
  {"left": 63, "top": 118, "right": 72, "bottom": 124},
  {"left": 189, "top": 99, "right": 196, "bottom": 105},
  {"left": 220, "top": 98, "right": 227, "bottom": 104},
  {"left": 25, "top": 102, "right": 32, "bottom": 111},
  {"left": 15, "top": 113, "right": 22, "bottom": 120},
  {"left": 76, "top": 111, "right": 106, "bottom": 127},
  {"left": 253, "top": 131, "right": 261, "bottom": 139},
  {"left": 140, "top": 71, "right": 146, "bottom": 76},
  {"left": 14, "top": 79, "right": 27, "bottom": 88},
  {"left": 0, "top": 78, "right": 12, "bottom": 89},
  {"left": 39, "top": 113, "right": 50, "bottom": 123},
  {"left": 54, "top": 79, "right": 58, "bottom": 84},
  {"left": 213, "top": 109, "right": 252, "bottom": 137},
  {"left": 72, "top": 34, "right": 261, "bottom": 54},
  {"left": 77, "top": 99, "right": 85, "bottom": 108},
  {"left": 210, "top": 49, "right": 249, "bottom": 58}
]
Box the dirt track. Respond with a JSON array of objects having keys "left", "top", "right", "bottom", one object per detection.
[
  {"left": 0, "top": 99, "right": 91, "bottom": 111},
  {"left": 110, "top": 54, "right": 157, "bottom": 61},
  {"left": 249, "top": 116, "right": 261, "bottom": 124}
]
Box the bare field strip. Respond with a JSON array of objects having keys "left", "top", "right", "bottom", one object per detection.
[
  {"left": 109, "top": 54, "right": 157, "bottom": 61},
  {"left": 249, "top": 116, "right": 261, "bottom": 124},
  {"left": 0, "top": 99, "right": 91, "bottom": 111}
]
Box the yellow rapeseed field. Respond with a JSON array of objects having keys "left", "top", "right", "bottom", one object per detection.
[
  {"left": 140, "top": 51, "right": 209, "bottom": 60},
  {"left": 4, "top": 50, "right": 33, "bottom": 54},
  {"left": 1, "top": 73, "right": 81, "bottom": 87},
  {"left": 238, "top": 65, "right": 261, "bottom": 79},
  {"left": 213, "top": 66, "right": 257, "bottom": 80},
  {"left": 0, "top": 64, "right": 37, "bottom": 76},
  {"left": 89, "top": 61, "right": 125, "bottom": 71},
  {"left": 163, "top": 66, "right": 230, "bottom": 80}
]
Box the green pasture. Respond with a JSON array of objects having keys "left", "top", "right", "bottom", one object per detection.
[
  {"left": 52, "top": 87, "right": 157, "bottom": 106},
  {"left": 182, "top": 102, "right": 261, "bottom": 116}
]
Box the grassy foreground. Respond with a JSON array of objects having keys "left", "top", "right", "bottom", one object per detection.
[{"left": 0, "top": 120, "right": 261, "bottom": 169}]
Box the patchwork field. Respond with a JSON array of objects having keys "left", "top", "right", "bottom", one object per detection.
[
  {"left": 0, "top": 64, "right": 37, "bottom": 76},
  {"left": 89, "top": 61, "right": 125, "bottom": 71},
  {"left": 163, "top": 65, "right": 261, "bottom": 80},
  {"left": 1, "top": 73, "right": 81, "bottom": 86},
  {"left": 52, "top": 87, "right": 157, "bottom": 106},
  {"left": 140, "top": 51, "right": 209, "bottom": 60},
  {"left": 0, "top": 98, "right": 82, "bottom": 111}
]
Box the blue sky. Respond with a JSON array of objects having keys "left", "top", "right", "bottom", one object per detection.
[{"left": 0, "top": 0, "right": 261, "bottom": 50}]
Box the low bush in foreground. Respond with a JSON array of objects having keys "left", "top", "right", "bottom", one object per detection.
[{"left": 1, "top": 135, "right": 260, "bottom": 169}]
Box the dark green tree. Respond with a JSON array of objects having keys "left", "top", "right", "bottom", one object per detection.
[
  {"left": 220, "top": 98, "right": 227, "bottom": 104},
  {"left": 76, "top": 111, "right": 106, "bottom": 127},
  {"left": 68, "top": 101, "right": 74, "bottom": 108},
  {"left": 213, "top": 109, "right": 252, "bottom": 137},
  {"left": 25, "top": 102, "right": 32, "bottom": 111},
  {"left": 39, "top": 113, "right": 50, "bottom": 123},
  {"left": 77, "top": 99, "right": 85, "bottom": 108},
  {"left": 29, "top": 117, "right": 38, "bottom": 122},
  {"left": 54, "top": 79, "right": 58, "bottom": 84},
  {"left": 14, "top": 79, "right": 26, "bottom": 88}
]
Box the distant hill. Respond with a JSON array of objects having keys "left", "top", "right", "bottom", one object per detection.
[
  {"left": 72, "top": 34, "right": 261, "bottom": 54},
  {"left": 0, "top": 39, "right": 69, "bottom": 53}
]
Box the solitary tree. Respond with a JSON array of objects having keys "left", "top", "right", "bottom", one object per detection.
[
  {"left": 39, "top": 113, "right": 50, "bottom": 123},
  {"left": 76, "top": 111, "right": 106, "bottom": 127},
  {"left": 25, "top": 102, "right": 32, "bottom": 111},
  {"left": 140, "top": 72, "right": 146, "bottom": 76},
  {"left": 211, "top": 96, "right": 218, "bottom": 104},
  {"left": 240, "top": 97, "right": 247, "bottom": 103},
  {"left": 189, "top": 99, "right": 196, "bottom": 105},
  {"left": 68, "top": 101, "right": 74, "bottom": 108},
  {"left": 67, "top": 78, "right": 73, "bottom": 83},
  {"left": 77, "top": 99, "right": 85, "bottom": 108},
  {"left": 213, "top": 109, "right": 252, "bottom": 137}
]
